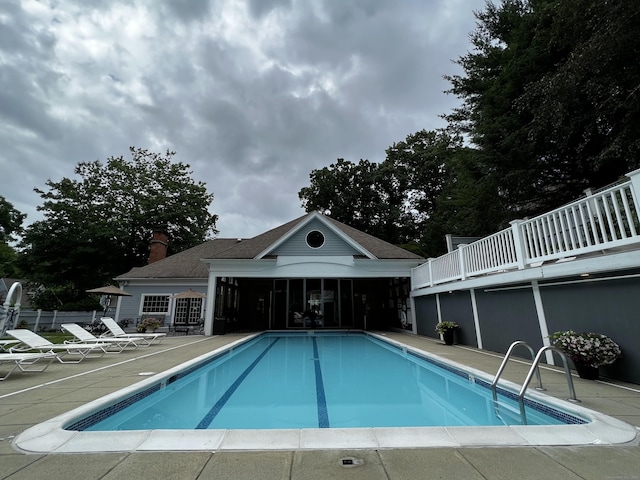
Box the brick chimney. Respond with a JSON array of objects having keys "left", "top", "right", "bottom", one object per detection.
[{"left": 148, "top": 229, "right": 169, "bottom": 264}]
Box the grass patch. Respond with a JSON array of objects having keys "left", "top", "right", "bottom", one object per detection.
[{"left": 40, "top": 332, "right": 75, "bottom": 344}]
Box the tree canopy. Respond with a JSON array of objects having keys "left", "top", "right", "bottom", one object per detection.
[
  {"left": 0, "top": 196, "right": 25, "bottom": 244},
  {"left": 445, "top": 0, "right": 640, "bottom": 218},
  {"left": 0, "top": 197, "right": 25, "bottom": 278},
  {"left": 18, "top": 147, "right": 217, "bottom": 309}
]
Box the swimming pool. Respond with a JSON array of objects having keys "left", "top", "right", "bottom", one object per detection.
[
  {"left": 13, "top": 332, "right": 638, "bottom": 452},
  {"left": 72, "top": 332, "right": 578, "bottom": 431}
]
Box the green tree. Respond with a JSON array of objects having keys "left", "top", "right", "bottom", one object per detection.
[
  {"left": 0, "top": 196, "right": 25, "bottom": 244},
  {"left": 0, "top": 196, "right": 25, "bottom": 278},
  {"left": 421, "top": 149, "right": 505, "bottom": 255},
  {"left": 298, "top": 158, "right": 398, "bottom": 241},
  {"left": 519, "top": 0, "right": 640, "bottom": 189},
  {"left": 299, "top": 130, "right": 478, "bottom": 256},
  {"left": 18, "top": 147, "right": 217, "bottom": 309},
  {"left": 445, "top": 0, "right": 640, "bottom": 220},
  {"left": 383, "top": 131, "right": 464, "bottom": 228}
]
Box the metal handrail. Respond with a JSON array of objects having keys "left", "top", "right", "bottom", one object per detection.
[
  {"left": 517, "top": 346, "right": 580, "bottom": 424},
  {"left": 491, "top": 341, "right": 544, "bottom": 403}
]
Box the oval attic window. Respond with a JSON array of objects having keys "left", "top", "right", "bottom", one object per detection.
[{"left": 306, "top": 230, "right": 325, "bottom": 249}]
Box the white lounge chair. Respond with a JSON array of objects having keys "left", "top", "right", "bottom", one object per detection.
[
  {"left": 100, "top": 317, "right": 166, "bottom": 346},
  {"left": 0, "top": 353, "right": 56, "bottom": 381},
  {"left": 61, "top": 323, "right": 140, "bottom": 352},
  {"left": 7, "top": 329, "right": 110, "bottom": 363}
]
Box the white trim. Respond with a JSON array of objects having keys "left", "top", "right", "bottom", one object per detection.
[
  {"left": 531, "top": 280, "right": 554, "bottom": 364},
  {"left": 409, "top": 296, "right": 417, "bottom": 334},
  {"left": 202, "top": 258, "right": 422, "bottom": 279},
  {"left": 411, "top": 249, "right": 640, "bottom": 297},
  {"left": 470, "top": 288, "right": 482, "bottom": 349},
  {"left": 204, "top": 277, "right": 217, "bottom": 336}
]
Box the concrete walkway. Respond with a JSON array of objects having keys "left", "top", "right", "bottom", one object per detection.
[{"left": 1, "top": 332, "right": 639, "bottom": 479}]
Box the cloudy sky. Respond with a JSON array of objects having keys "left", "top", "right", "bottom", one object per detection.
[{"left": 1, "top": 0, "right": 480, "bottom": 239}]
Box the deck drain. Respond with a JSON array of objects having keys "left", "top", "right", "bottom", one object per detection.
[
  {"left": 138, "top": 372, "right": 156, "bottom": 376},
  {"left": 340, "top": 457, "right": 364, "bottom": 468}
]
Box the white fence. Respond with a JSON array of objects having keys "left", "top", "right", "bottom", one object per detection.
[
  {"left": 0, "top": 309, "right": 100, "bottom": 333},
  {"left": 412, "top": 169, "right": 640, "bottom": 289}
]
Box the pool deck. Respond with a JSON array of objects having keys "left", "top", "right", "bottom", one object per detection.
[{"left": 1, "top": 331, "right": 640, "bottom": 480}]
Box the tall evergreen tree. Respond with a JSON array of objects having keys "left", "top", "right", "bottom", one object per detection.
[{"left": 445, "top": 0, "right": 640, "bottom": 219}]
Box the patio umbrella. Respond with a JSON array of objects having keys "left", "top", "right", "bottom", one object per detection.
[
  {"left": 86, "top": 285, "right": 132, "bottom": 297},
  {"left": 171, "top": 290, "right": 206, "bottom": 299},
  {"left": 86, "top": 285, "right": 131, "bottom": 315}
]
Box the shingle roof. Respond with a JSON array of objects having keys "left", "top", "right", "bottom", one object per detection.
[{"left": 117, "top": 212, "right": 423, "bottom": 279}]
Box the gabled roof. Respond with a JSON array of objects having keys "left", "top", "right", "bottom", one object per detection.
[
  {"left": 117, "top": 211, "right": 423, "bottom": 279},
  {"left": 255, "top": 211, "right": 375, "bottom": 259}
]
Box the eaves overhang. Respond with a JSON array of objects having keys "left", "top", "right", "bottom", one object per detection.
[{"left": 201, "top": 257, "right": 423, "bottom": 279}]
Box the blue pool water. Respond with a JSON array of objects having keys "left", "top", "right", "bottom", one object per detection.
[{"left": 70, "top": 333, "right": 585, "bottom": 431}]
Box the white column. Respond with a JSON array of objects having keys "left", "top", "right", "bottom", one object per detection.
[
  {"left": 428, "top": 258, "right": 434, "bottom": 287},
  {"left": 509, "top": 219, "right": 527, "bottom": 270},
  {"left": 409, "top": 295, "right": 417, "bottom": 335},
  {"left": 458, "top": 245, "right": 467, "bottom": 281},
  {"left": 470, "top": 288, "right": 482, "bottom": 349},
  {"left": 531, "top": 280, "right": 554, "bottom": 364},
  {"left": 204, "top": 275, "right": 217, "bottom": 336}
]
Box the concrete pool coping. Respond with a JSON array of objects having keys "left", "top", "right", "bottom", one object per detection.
[{"left": 11, "top": 331, "right": 638, "bottom": 453}]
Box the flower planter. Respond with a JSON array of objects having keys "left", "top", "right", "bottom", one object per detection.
[
  {"left": 574, "top": 362, "right": 599, "bottom": 380},
  {"left": 442, "top": 330, "right": 455, "bottom": 346},
  {"left": 550, "top": 330, "right": 621, "bottom": 379}
]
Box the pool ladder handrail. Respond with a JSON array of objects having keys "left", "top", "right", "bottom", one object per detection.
[
  {"left": 492, "top": 341, "right": 580, "bottom": 425},
  {"left": 491, "top": 341, "right": 544, "bottom": 403}
]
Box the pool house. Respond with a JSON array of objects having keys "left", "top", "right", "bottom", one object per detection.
[{"left": 115, "top": 211, "right": 424, "bottom": 334}]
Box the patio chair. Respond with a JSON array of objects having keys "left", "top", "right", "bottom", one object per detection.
[
  {"left": 7, "top": 329, "right": 110, "bottom": 363},
  {"left": 61, "top": 323, "right": 140, "bottom": 353},
  {"left": 100, "top": 317, "right": 166, "bottom": 346},
  {"left": 0, "top": 352, "right": 56, "bottom": 381}
]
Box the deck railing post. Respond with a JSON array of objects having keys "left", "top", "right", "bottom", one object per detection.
[
  {"left": 428, "top": 258, "right": 434, "bottom": 287},
  {"left": 458, "top": 244, "right": 467, "bottom": 281},
  {"left": 509, "top": 219, "right": 527, "bottom": 270},
  {"left": 626, "top": 168, "right": 640, "bottom": 209}
]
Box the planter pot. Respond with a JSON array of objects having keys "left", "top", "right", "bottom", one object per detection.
[
  {"left": 442, "top": 329, "right": 455, "bottom": 346},
  {"left": 574, "top": 361, "right": 599, "bottom": 380}
]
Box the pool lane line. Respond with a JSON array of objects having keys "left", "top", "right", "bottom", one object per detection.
[
  {"left": 0, "top": 337, "right": 217, "bottom": 401},
  {"left": 196, "top": 337, "right": 281, "bottom": 429},
  {"left": 312, "top": 337, "right": 330, "bottom": 428}
]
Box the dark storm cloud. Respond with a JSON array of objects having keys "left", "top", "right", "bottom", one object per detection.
[{"left": 0, "top": 0, "right": 480, "bottom": 238}]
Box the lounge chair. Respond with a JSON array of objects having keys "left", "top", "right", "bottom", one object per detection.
[
  {"left": 7, "top": 329, "right": 110, "bottom": 363},
  {"left": 100, "top": 317, "right": 166, "bottom": 346},
  {"left": 0, "top": 353, "right": 56, "bottom": 381},
  {"left": 61, "top": 323, "right": 140, "bottom": 352}
]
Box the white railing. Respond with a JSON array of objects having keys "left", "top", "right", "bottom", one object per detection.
[
  {"left": 430, "top": 250, "right": 461, "bottom": 285},
  {"left": 412, "top": 169, "right": 640, "bottom": 289}
]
